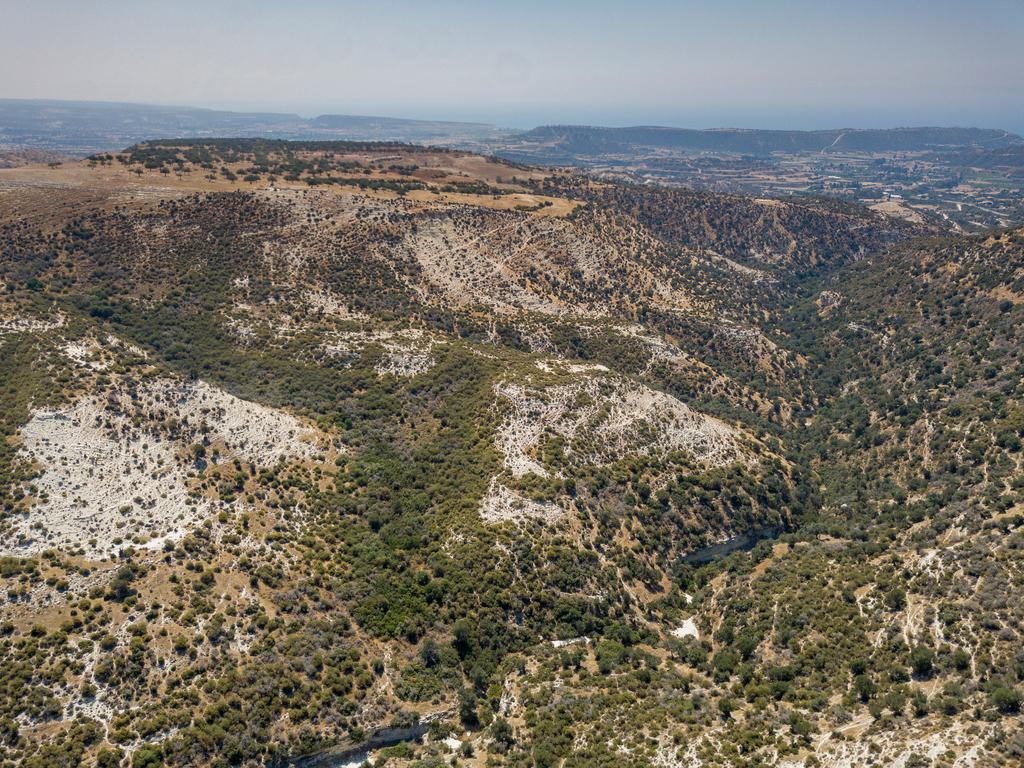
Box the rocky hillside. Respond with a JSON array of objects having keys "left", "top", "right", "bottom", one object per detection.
[
  {"left": 533, "top": 175, "right": 941, "bottom": 273},
  {"left": 0, "top": 141, "right": 1021, "bottom": 768}
]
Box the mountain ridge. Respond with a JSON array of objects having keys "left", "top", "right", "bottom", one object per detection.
[
  {"left": 509, "top": 124, "right": 1024, "bottom": 157},
  {"left": 4, "top": 98, "right": 1021, "bottom": 156}
]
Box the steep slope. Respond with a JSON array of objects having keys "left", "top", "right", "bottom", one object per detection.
[
  {"left": 536, "top": 175, "right": 940, "bottom": 273},
  {"left": 789, "top": 227, "right": 1024, "bottom": 522},
  {"left": 0, "top": 143, "right": 1021, "bottom": 768}
]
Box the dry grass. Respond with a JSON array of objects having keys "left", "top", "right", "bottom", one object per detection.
[{"left": 0, "top": 148, "right": 577, "bottom": 218}]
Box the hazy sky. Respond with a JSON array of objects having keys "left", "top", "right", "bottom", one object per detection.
[{"left": 3, "top": 0, "right": 1023, "bottom": 131}]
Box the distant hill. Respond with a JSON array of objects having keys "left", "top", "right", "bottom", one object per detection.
[
  {"left": 508, "top": 124, "right": 1024, "bottom": 159},
  {"left": 947, "top": 142, "right": 1024, "bottom": 178},
  {"left": 5, "top": 99, "right": 1021, "bottom": 161},
  {"left": 0, "top": 146, "right": 69, "bottom": 168},
  {"left": 0, "top": 99, "right": 305, "bottom": 153},
  {"left": 309, "top": 113, "right": 499, "bottom": 143},
  {"left": 0, "top": 99, "right": 507, "bottom": 154}
]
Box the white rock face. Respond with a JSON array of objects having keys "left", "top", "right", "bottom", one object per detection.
[
  {"left": 143, "top": 379, "right": 322, "bottom": 465},
  {"left": 375, "top": 349, "right": 436, "bottom": 378},
  {"left": 0, "top": 310, "right": 65, "bottom": 336},
  {"left": 480, "top": 362, "right": 746, "bottom": 524},
  {"left": 441, "top": 737, "right": 463, "bottom": 752},
  {"left": 776, "top": 720, "right": 993, "bottom": 768},
  {"left": 492, "top": 369, "right": 742, "bottom": 479},
  {"left": 551, "top": 636, "right": 589, "bottom": 648},
  {"left": 323, "top": 328, "right": 439, "bottom": 378},
  {"left": 479, "top": 479, "right": 564, "bottom": 524},
  {"left": 7, "top": 377, "right": 324, "bottom": 558},
  {"left": 13, "top": 402, "right": 203, "bottom": 557},
  {"left": 670, "top": 618, "right": 700, "bottom": 640}
]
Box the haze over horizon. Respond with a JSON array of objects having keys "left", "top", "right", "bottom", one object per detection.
[{"left": 3, "top": 0, "right": 1023, "bottom": 134}]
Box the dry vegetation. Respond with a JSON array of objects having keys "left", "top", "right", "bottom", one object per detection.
[{"left": 0, "top": 142, "right": 1021, "bottom": 768}]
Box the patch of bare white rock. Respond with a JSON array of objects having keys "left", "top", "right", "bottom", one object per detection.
[
  {"left": 498, "top": 359, "right": 742, "bottom": 475},
  {"left": 323, "top": 327, "right": 440, "bottom": 378},
  {"left": 222, "top": 287, "right": 369, "bottom": 344},
  {"left": 7, "top": 376, "right": 325, "bottom": 559},
  {"left": 776, "top": 718, "right": 992, "bottom": 768},
  {"left": 0, "top": 309, "right": 65, "bottom": 336},
  {"left": 481, "top": 358, "right": 746, "bottom": 523},
  {"left": 479, "top": 477, "right": 562, "bottom": 525}
]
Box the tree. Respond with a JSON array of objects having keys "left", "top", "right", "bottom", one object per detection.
[
  {"left": 458, "top": 688, "right": 479, "bottom": 728},
  {"left": 132, "top": 745, "right": 162, "bottom": 768},
  {"left": 909, "top": 646, "right": 934, "bottom": 678},
  {"left": 717, "top": 697, "right": 736, "bottom": 719},
  {"left": 490, "top": 716, "right": 514, "bottom": 753},
  {"left": 854, "top": 674, "right": 876, "bottom": 702},
  {"left": 883, "top": 689, "right": 907, "bottom": 715},
  {"left": 990, "top": 686, "right": 1022, "bottom": 715},
  {"left": 884, "top": 588, "right": 907, "bottom": 611},
  {"left": 106, "top": 566, "right": 137, "bottom": 602},
  {"left": 910, "top": 690, "right": 929, "bottom": 717},
  {"left": 96, "top": 747, "right": 124, "bottom": 768},
  {"left": 419, "top": 638, "right": 440, "bottom": 668},
  {"left": 0, "top": 716, "right": 17, "bottom": 746},
  {"left": 453, "top": 619, "right": 473, "bottom": 659}
]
